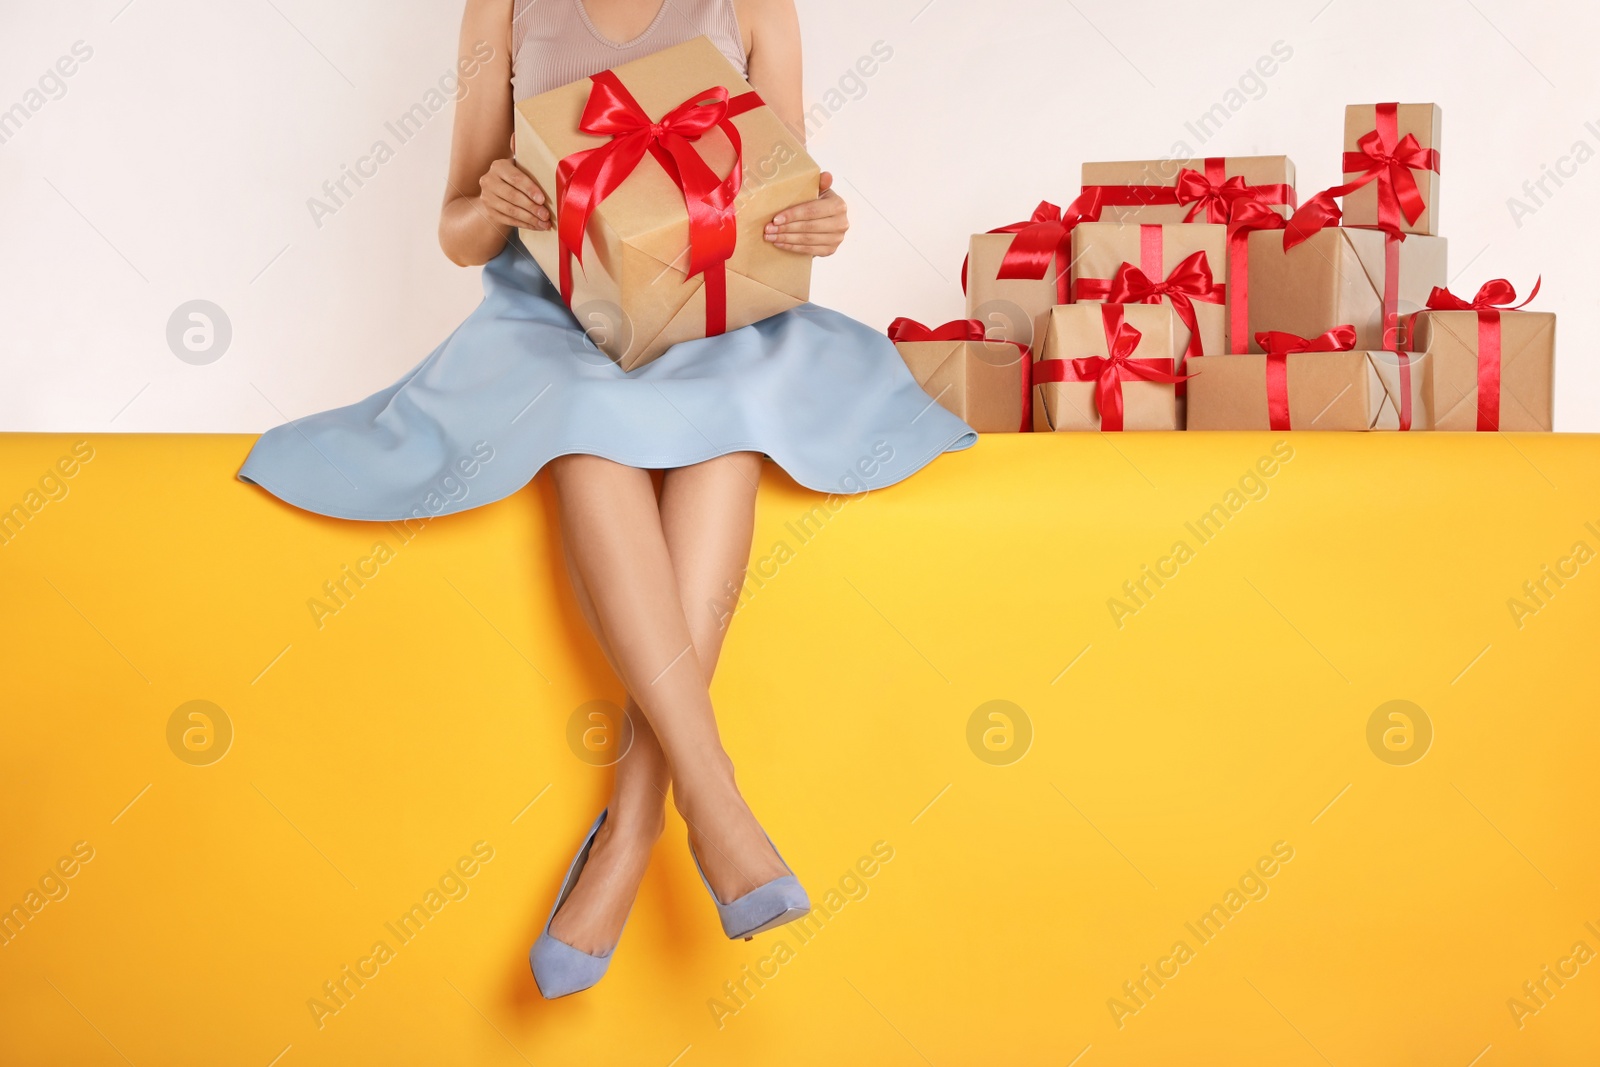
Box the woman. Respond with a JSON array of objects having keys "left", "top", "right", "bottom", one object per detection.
[{"left": 238, "top": 0, "right": 975, "bottom": 998}]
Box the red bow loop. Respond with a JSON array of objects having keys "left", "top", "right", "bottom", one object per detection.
[
  {"left": 1254, "top": 324, "right": 1359, "bottom": 356},
  {"left": 1175, "top": 169, "right": 1253, "bottom": 223},
  {"left": 1425, "top": 277, "right": 1541, "bottom": 313}
]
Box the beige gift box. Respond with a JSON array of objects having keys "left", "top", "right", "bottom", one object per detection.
[
  {"left": 1342, "top": 103, "right": 1442, "bottom": 237},
  {"left": 893, "top": 338, "right": 1031, "bottom": 434},
  {"left": 1081, "top": 156, "right": 1297, "bottom": 225},
  {"left": 1243, "top": 227, "right": 1446, "bottom": 353},
  {"left": 1034, "top": 304, "right": 1183, "bottom": 432},
  {"left": 1071, "top": 222, "right": 1228, "bottom": 361},
  {"left": 1186, "top": 350, "right": 1427, "bottom": 431},
  {"left": 1411, "top": 310, "right": 1556, "bottom": 431},
  {"left": 964, "top": 232, "right": 1065, "bottom": 351},
  {"left": 515, "top": 36, "right": 819, "bottom": 370}
]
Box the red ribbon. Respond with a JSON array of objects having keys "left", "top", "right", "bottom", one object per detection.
[
  {"left": 1083, "top": 157, "right": 1297, "bottom": 224},
  {"left": 1415, "top": 278, "right": 1541, "bottom": 432},
  {"left": 1030, "top": 305, "right": 1186, "bottom": 432},
  {"left": 961, "top": 192, "right": 1103, "bottom": 304},
  {"left": 1329, "top": 103, "right": 1441, "bottom": 233},
  {"left": 555, "top": 70, "right": 763, "bottom": 341},
  {"left": 888, "top": 318, "right": 1034, "bottom": 433},
  {"left": 1252, "top": 325, "right": 1358, "bottom": 432},
  {"left": 1074, "top": 247, "right": 1224, "bottom": 367}
]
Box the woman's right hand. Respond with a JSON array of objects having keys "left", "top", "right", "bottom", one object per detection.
[{"left": 479, "top": 158, "right": 552, "bottom": 231}]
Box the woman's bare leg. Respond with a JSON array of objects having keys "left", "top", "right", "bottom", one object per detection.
[{"left": 545, "top": 453, "right": 786, "bottom": 953}]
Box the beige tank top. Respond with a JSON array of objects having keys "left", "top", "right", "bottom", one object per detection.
[{"left": 512, "top": 0, "right": 747, "bottom": 102}]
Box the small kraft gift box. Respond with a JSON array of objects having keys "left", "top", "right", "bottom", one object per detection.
[
  {"left": 1079, "top": 156, "right": 1297, "bottom": 225},
  {"left": 1336, "top": 103, "right": 1442, "bottom": 237},
  {"left": 1070, "top": 222, "right": 1228, "bottom": 369},
  {"left": 1186, "top": 326, "right": 1426, "bottom": 431},
  {"left": 963, "top": 196, "right": 1100, "bottom": 350},
  {"left": 888, "top": 318, "right": 1032, "bottom": 433},
  {"left": 1406, "top": 279, "right": 1555, "bottom": 431},
  {"left": 1031, "top": 303, "right": 1186, "bottom": 432},
  {"left": 515, "top": 36, "right": 820, "bottom": 370}
]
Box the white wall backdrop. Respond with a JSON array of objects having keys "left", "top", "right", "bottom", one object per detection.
[{"left": 1, "top": 0, "right": 1595, "bottom": 432}]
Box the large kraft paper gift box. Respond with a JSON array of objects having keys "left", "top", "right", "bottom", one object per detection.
[
  {"left": 1407, "top": 283, "right": 1555, "bottom": 431},
  {"left": 1241, "top": 226, "right": 1446, "bottom": 353},
  {"left": 888, "top": 318, "right": 1031, "bottom": 433},
  {"left": 1070, "top": 222, "right": 1228, "bottom": 364},
  {"left": 1187, "top": 328, "right": 1427, "bottom": 431},
  {"left": 1340, "top": 103, "right": 1442, "bottom": 237},
  {"left": 1080, "top": 156, "right": 1296, "bottom": 225},
  {"left": 1032, "top": 303, "right": 1184, "bottom": 432},
  {"left": 515, "top": 36, "right": 819, "bottom": 370}
]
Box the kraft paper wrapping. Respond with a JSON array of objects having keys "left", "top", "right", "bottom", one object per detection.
[
  {"left": 894, "top": 340, "right": 1030, "bottom": 434},
  {"left": 1071, "top": 222, "right": 1228, "bottom": 358},
  {"left": 1412, "top": 310, "right": 1556, "bottom": 431},
  {"left": 1080, "top": 156, "right": 1296, "bottom": 225},
  {"left": 514, "top": 36, "right": 820, "bottom": 371},
  {"left": 1343, "top": 103, "right": 1442, "bottom": 237},
  {"left": 964, "top": 232, "right": 1062, "bottom": 351},
  {"left": 1244, "top": 228, "right": 1447, "bottom": 353},
  {"left": 1034, "top": 304, "right": 1181, "bottom": 432},
  {"left": 1186, "top": 350, "right": 1428, "bottom": 431}
]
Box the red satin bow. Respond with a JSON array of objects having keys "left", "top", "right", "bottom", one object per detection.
[
  {"left": 1417, "top": 279, "right": 1540, "bottom": 431},
  {"left": 961, "top": 192, "right": 1103, "bottom": 302},
  {"left": 1332, "top": 103, "right": 1441, "bottom": 234},
  {"left": 1031, "top": 305, "right": 1186, "bottom": 432},
  {"left": 1174, "top": 169, "right": 1295, "bottom": 224},
  {"left": 1425, "top": 277, "right": 1541, "bottom": 313},
  {"left": 887, "top": 318, "right": 1034, "bottom": 432},
  {"left": 1081, "top": 251, "right": 1224, "bottom": 365},
  {"left": 1252, "top": 325, "right": 1358, "bottom": 432},
  {"left": 886, "top": 317, "right": 988, "bottom": 343},
  {"left": 555, "top": 71, "right": 762, "bottom": 339}
]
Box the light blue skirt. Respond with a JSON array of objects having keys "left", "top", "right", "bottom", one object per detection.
[{"left": 237, "top": 236, "right": 976, "bottom": 522}]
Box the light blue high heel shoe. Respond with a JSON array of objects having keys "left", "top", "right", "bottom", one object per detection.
[
  {"left": 529, "top": 811, "right": 624, "bottom": 999},
  {"left": 691, "top": 833, "right": 811, "bottom": 941}
]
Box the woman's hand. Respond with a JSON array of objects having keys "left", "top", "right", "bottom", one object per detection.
[
  {"left": 765, "top": 172, "right": 849, "bottom": 257},
  {"left": 479, "top": 158, "right": 552, "bottom": 231}
]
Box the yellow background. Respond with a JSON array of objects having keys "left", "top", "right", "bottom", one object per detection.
[{"left": 2, "top": 432, "right": 1597, "bottom": 1066}]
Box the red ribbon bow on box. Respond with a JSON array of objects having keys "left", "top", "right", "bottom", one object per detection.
[
  {"left": 1174, "top": 164, "right": 1296, "bottom": 224},
  {"left": 887, "top": 317, "right": 1033, "bottom": 433},
  {"left": 960, "top": 192, "right": 1104, "bottom": 304},
  {"left": 1083, "top": 158, "right": 1297, "bottom": 224},
  {"left": 1252, "top": 325, "right": 1358, "bottom": 432},
  {"left": 1412, "top": 278, "right": 1541, "bottom": 432},
  {"left": 555, "top": 70, "right": 764, "bottom": 339},
  {"left": 1328, "top": 103, "right": 1441, "bottom": 234},
  {"left": 1076, "top": 250, "right": 1225, "bottom": 365},
  {"left": 1030, "top": 305, "right": 1187, "bottom": 432}
]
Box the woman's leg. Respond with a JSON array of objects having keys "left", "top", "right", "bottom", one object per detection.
[{"left": 545, "top": 453, "right": 787, "bottom": 952}]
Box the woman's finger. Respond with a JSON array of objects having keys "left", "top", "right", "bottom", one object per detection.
[{"left": 766, "top": 216, "right": 847, "bottom": 237}]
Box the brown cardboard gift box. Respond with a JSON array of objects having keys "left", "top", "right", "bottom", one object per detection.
[
  {"left": 890, "top": 323, "right": 1031, "bottom": 434},
  {"left": 1071, "top": 221, "right": 1228, "bottom": 362},
  {"left": 964, "top": 232, "right": 1064, "bottom": 351},
  {"left": 1243, "top": 226, "right": 1447, "bottom": 353},
  {"left": 1186, "top": 349, "right": 1426, "bottom": 431},
  {"left": 1033, "top": 304, "right": 1183, "bottom": 432},
  {"left": 1080, "top": 156, "right": 1296, "bottom": 225},
  {"left": 1411, "top": 310, "right": 1556, "bottom": 431},
  {"left": 1341, "top": 103, "right": 1442, "bottom": 237},
  {"left": 514, "top": 36, "right": 819, "bottom": 371}
]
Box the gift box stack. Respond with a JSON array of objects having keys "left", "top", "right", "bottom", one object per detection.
[{"left": 890, "top": 103, "right": 1557, "bottom": 433}]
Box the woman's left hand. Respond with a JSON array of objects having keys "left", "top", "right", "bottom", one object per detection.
[{"left": 765, "top": 172, "right": 849, "bottom": 257}]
